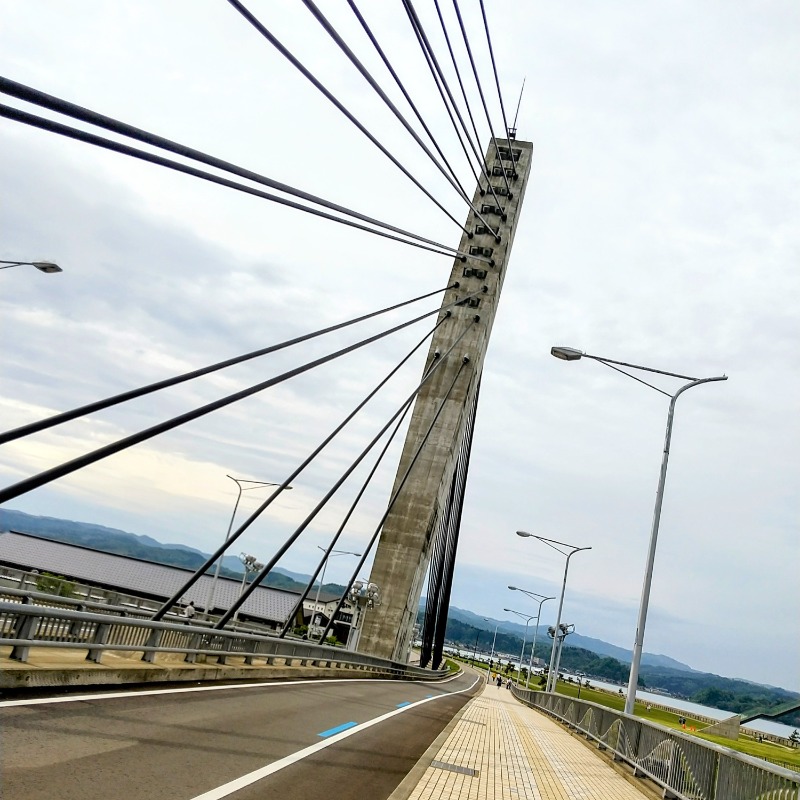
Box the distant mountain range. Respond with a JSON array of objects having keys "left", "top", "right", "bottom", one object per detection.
[
  {"left": 436, "top": 604, "right": 799, "bottom": 719},
  {"left": 0, "top": 509, "right": 346, "bottom": 595},
  {"left": 0, "top": 509, "right": 729, "bottom": 673},
  {"left": 1, "top": 508, "right": 695, "bottom": 672},
  {"left": 443, "top": 604, "right": 695, "bottom": 672}
]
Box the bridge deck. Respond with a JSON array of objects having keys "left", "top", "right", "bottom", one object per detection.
[
  {"left": 394, "top": 678, "right": 653, "bottom": 800},
  {"left": 2, "top": 647, "right": 654, "bottom": 799}
]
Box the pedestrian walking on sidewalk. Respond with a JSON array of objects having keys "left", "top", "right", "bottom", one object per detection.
[{"left": 496, "top": 675, "right": 502, "bottom": 688}]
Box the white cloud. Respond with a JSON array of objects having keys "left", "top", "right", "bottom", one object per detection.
[{"left": 1, "top": 0, "right": 797, "bottom": 690}]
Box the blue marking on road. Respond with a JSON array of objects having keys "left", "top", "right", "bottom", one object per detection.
[
  {"left": 318, "top": 721, "right": 357, "bottom": 738},
  {"left": 396, "top": 701, "right": 411, "bottom": 708},
  {"left": 426, "top": 694, "right": 434, "bottom": 698}
]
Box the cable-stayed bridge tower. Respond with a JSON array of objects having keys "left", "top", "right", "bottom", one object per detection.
[{"left": 361, "top": 139, "right": 533, "bottom": 664}]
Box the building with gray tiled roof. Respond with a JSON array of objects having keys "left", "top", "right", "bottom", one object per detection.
[{"left": 0, "top": 530, "right": 351, "bottom": 632}]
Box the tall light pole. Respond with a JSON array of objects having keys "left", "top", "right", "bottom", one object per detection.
[
  {"left": 549, "top": 622, "right": 575, "bottom": 685},
  {"left": 233, "top": 552, "right": 263, "bottom": 623},
  {"left": 504, "top": 608, "right": 535, "bottom": 686},
  {"left": 203, "top": 475, "right": 290, "bottom": 615},
  {"left": 0, "top": 259, "right": 62, "bottom": 273},
  {"left": 470, "top": 620, "right": 487, "bottom": 666},
  {"left": 509, "top": 586, "right": 555, "bottom": 683},
  {"left": 485, "top": 620, "right": 500, "bottom": 683},
  {"left": 311, "top": 545, "right": 361, "bottom": 637},
  {"left": 346, "top": 580, "right": 381, "bottom": 650},
  {"left": 516, "top": 532, "right": 591, "bottom": 692},
  {"left": 550, "top": 346, "right": 727, "bottom": 714}
]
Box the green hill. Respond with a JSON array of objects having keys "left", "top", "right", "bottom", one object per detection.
[{"left": 0, "top": 509, "right": 345, "bottom": 596}]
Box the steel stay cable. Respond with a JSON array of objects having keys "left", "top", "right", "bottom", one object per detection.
[
  {"left": 422, "top": 460, "right": 454, "bottom": 660},
  {"left": 478, "top": 0, "right": 517, "bottom": 176},
  {"left": 402, "top": 8, "right": 480, "bottom": 194},
  {"left": 345, "top": 0, "right": 471, "bottom": 204},
  {"left": 219, "top": 324, "right": 443, "bottom": 630},
  {"left": 0, "top": 76, "right": 463, "bottom": 258},
  {"left": 278, "top": 339, "right": 449, "bottom": 640},
  {"left": 0, "top": 103, "right": 465, "bottom": 261},
  {"left": 150, "top": 307, "right": 477, "bottom": 622},
  {"left": 215, "top": 317, "right": 477, "bottom": 628},
  {"left": 155, "top": 318, "right": 443, "bottom": 622},
  {"left": 401, "top": 0, "right": 479, "bottom": 170},
  {"left": 318, "top": 355, "right": 470, "bottom": 644},
  {"left": 428, "top": 395, "right": 471, "bottom": 652},
  {"left": 431, "top": 0, "right": 503, "bottom": 211},
  {"left": 402, "top": 0, "right": 504, "bottom": 234},
  {"left": 227, "top": 0, "right": 466, "bottom": 234},
  {"left": 277, "top": 394, "right": 415, "bottom": 639},
  {"left": 0, "top": 284, "right": 455, "bottom": 445},
  {"left": 0, "top": 291, "right": 481, "bottom": 508},
  {"left": 431, "top": 378, "right": 478, "bottom": 668},
  {"left": 451, "top": 0, "right": 513, "bottom": 197},
  {"left": 302, "top": 0, "right": 480, "bottom": 224}
]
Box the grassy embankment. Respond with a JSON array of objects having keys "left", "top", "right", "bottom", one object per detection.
[
  {"left": 466, "top": 656, "right": 800, "bottom": 769},
  {"left": 553, "top": 677, "right": 800, "bottom": 770}
]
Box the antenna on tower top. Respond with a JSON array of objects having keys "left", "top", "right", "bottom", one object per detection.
[{"left": 509, "top": 77, "right": 526, "bottom": 140}]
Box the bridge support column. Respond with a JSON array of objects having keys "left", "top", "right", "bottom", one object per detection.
[{"left": 360, "top": 139, "right": 533, "bottom": 662}]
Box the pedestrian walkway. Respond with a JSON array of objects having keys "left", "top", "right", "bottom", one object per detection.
[{"left": 395, "top": 679, "right": 652, "bottom": 800}]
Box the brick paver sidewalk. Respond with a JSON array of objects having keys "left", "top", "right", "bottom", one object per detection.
[{"left": 402, "top": 680, "right": 650, "bottom": 800}]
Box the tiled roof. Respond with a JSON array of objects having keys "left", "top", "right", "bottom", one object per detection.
[{"left": 0, "top": 530, "right": 299, "bottom": 624}]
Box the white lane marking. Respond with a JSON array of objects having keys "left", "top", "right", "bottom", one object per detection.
[
  {"left": 188, "top": 674, "right": 481, "bottom": 800},
  {"left": 0, "top": 669, "right": 464, "bottom": 708}
]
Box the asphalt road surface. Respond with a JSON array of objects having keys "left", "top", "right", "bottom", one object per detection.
[{"left": 1, "top": 671, "right": 480, "bottom": 800}]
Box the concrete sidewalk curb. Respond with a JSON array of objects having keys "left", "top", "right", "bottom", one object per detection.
[
  {"left": 0, "top": 652, "right": 457, "bottom": 692},
  {"left": 388, "top": 666, "right": 477, "bottom": 800}
]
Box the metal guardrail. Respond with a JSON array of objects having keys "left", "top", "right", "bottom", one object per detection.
[
  {"left": 512, "top": 686, "right": 800, "bottom": 800},
  {"left": 0, "top": 600, "right": 447, "bottom": 681}
]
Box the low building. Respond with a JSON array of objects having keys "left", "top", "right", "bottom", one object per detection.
[{"left": 0, "top": 529, "right": 356, "bottom": 643}]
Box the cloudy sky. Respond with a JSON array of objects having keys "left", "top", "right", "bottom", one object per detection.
[{"left": 1, "top": 1, "right": 797, "bottom": 690}]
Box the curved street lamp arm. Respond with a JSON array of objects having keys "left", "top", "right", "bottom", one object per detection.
[{"left": 583, "top": 352, "right": 700, "bottom": 382}]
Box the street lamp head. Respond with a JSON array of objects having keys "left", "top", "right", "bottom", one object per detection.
[
  {"left": 551, "top": 346, "right": 583, "bottom": 361},
  {"left": 32, "top": 261, "right": 63, "bottom": 274},
  {"left": 516, "top": 530, "right": 533, "bottom": 538},
  {"left": 508, "top": 585, "right": 518, "bottom": 591}
]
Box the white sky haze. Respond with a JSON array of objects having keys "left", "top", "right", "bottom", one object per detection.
[{"left": 1, "top": 1, "right": 797, "bottom": 690}]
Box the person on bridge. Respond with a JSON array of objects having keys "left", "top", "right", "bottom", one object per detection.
[
  {"left": 182, "top": 601, "right": 196, "bottom": 621},
  {"left": 496, "top": 675, "right": 502, "bottom": 688}
]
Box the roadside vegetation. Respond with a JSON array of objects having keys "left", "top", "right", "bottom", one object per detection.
[{"left": 453, "top": 655, "right": 800, "bottom": 770}]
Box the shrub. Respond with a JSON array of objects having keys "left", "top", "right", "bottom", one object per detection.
[{"left": 35, "top": 572, "right": 76, "bottom": 598}]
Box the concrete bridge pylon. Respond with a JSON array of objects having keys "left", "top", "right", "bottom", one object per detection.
[{"left": 360, "top": 139, "right": 533, "bottom": 663}]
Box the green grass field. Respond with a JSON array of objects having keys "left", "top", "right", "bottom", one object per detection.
[{"left": 551, "top": 678, "right": 800, "bottom": 770}]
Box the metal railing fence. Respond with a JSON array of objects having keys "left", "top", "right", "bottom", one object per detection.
[
  {"left": 512, "top": 686, "right": 799, "bottom": 800},
  {"left": 0, "top": 601, "right": 447, "bottom": 680}
]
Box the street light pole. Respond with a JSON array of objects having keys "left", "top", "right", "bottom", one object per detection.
[
  {"left": 504, "top": 608, "right": 535, "bottom": 686},
  {"left": 516, "top": 532, "right": 591, "bottom": 693},
  {"left": 311, "top": 545, "right": 361, "bottom": 637},
  {"left": 486, "top": 621, "right": 500, "bottom": 683},
  {"left": 509, "top": 586, "right": 555, "bottom": 683},
  {"left": 550, "top": 346, "right": 727, "bottom": 714},
  {"left": 551, "top": 622, "right": 575, "bottom": 684},
  {"left": 471, "top": 626, "right": 482, "bottom": 666},
  {"left": 203, "top": 476, "right": 289, "bottom": 615},
  {"left": 233, "top": 552, "right": 263, "bottom": 624}
]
